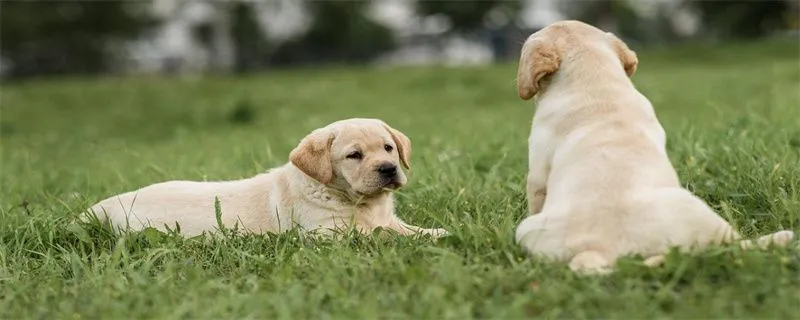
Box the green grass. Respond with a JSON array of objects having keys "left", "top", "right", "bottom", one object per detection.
[{"left": 1, "top": 40, "right": 799, "bottom": 319}]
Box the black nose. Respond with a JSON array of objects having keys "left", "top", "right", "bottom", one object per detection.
[{"left": 377, "top": 163, "right": 397, "bottom": 178}]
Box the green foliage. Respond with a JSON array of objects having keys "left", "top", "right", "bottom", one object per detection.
[
  {"left": 559, "top": 0, "right": 793, "bottom": 42},
  {"left": 695, "top": 0, "right": 791, "bottom": 38},
  {"left": 0, "top": 41, "right": 799, "bottom": 318},
  {"left": 0, "top": 1, "right": 154, "bottom": 78}
]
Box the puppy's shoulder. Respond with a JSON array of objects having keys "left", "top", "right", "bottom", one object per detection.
[{"left": 255, "top": 162, "right": 297, "bottom": 188}]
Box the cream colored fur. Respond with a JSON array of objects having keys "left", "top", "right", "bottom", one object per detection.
[
  {"left": 514, "top": 20, "right": 795, "bottom": 275},
  {"left": 87, "top": 118, "right": 447, "bottom": 238}
]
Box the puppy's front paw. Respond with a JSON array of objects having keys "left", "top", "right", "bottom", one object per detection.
[
  {"left": 643, "top": 255, "right": 666, "bottom": 268},
  {"left": 769, "top": 230, "right": 795, "bottom": 247},
  {"left": 569, "top": 251, "right": 613, "bottom": 276}
]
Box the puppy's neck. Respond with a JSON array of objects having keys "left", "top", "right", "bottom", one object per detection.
[
  {"left": 541, "top": 54, "right": 633, "bottom": 101},
  {"left": 288, "top": 165, "right": 389, "bottom": 208},
  {"left": 331, "top": 181, "right": 393, "bottom": 207}
]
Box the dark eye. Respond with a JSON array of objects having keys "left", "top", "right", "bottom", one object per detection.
[
  {"left": 346, "top": 151, "right": 363, "bottom": 160},
  {"left": 384, "top": 144, "right": 394, "bottom": 152}
]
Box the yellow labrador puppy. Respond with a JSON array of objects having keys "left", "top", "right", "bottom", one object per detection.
[
  {"left": 88, "top": 118, "right": 447, "bottom": 238},
  {"left": 514, "top": 20, "right": 794, "bottom": 274}
]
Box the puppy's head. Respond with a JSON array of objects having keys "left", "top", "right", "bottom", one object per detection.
[
  {"left": 516, "top": 20, "right": 638, "bottom": 100},
  {"left": 290, "top": 118, "right": 411, "bottom": 198}
]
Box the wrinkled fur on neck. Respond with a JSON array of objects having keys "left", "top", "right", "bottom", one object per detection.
[{"left": 289, "top": 164, "right": 391, "bottom": 209}]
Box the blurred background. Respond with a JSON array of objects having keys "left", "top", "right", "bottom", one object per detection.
[{"left": 0, "top": 0, "right": 798, "bottom": 80}]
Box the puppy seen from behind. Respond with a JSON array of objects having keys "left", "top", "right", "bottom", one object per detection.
[{"left": 513, "top": 20, "right": 794, "bottom": 275}]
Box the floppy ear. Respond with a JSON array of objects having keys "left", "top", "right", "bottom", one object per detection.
[
  {"left": 289, "top": 129, "right": 335, "bottom": 184},
  {"left": 516, "top": 37, "right": 561, "bottom": 100},
  {"left": 609, "top": 33, "right": 638, "bottom": 77},
  {"left": 382, "top": 124, "right": 411, "bottom": 169}
]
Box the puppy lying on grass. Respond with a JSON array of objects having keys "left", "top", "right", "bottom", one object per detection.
[
  {"left": 514, "top": 20, "right": 795, "bottom": 275},
  {"left": 87, "top": 118, "right": 447, "bottom": 238}
]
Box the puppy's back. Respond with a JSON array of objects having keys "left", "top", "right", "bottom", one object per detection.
[{"left": 89, "top": 174, "right": 272, "bottom": 236}]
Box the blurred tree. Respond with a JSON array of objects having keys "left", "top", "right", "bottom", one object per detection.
[
  {"left": 558, "top": 0, "right": 632, "bottom": 34},
  {"left": 0, "top": 1, "right": 155, "bottom": 79},
  {"left": 414, "top": 0, "right": 523, "bottom": 61},
  {"left": 269, "top": 1, "right": 395, "bottom": 66},
  {"left": 230, "top": 1, "right": 269, "bottom": 73},
  {"left": 416, "top": 0, "right": 523, "bottom": 32},
  {"left": 693, "top": 0, "right": 791, "bottom": 38},
  {"left": 558, "top": 0, "right": 691, "bottom": 44}
]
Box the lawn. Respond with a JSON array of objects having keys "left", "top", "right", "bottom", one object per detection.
[{"left": 1, "top": 40, "right": 799, "bottom": 319}]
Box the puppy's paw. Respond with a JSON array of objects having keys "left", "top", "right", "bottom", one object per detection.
[
  {"left": 570, "top": 264, "right": 613, "bottom": 276},
  {"left": 643, "top": 255, "right": 666, "bottom": 268},
  {"left": 767, "top": 230, "right": 795, "bottom": 247},
  {"left": 421, "top": 228, "right": 450, "bottom": 238},
  {"left": 743, "top": 230, "right": 796, "bottom": 249},
  {"left": 569, "top": 251, "right": 613, "bottom": 276}
]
